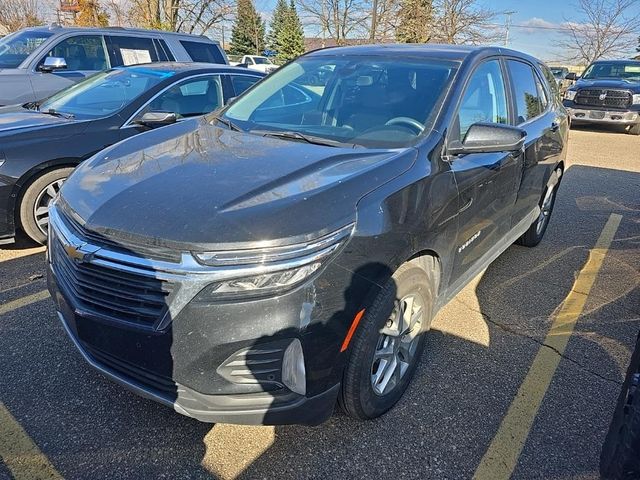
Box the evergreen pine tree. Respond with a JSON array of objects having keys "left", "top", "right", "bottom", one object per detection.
[
  {"left": 275, "top": 1, "right": 305, "bottom": 63},
  {"left": 268, "top": 0, "right": 289, "bottom": 51},
  {"left": 230, "top": 0, "right": 265, "bottom": 56},
  {"left": 396, "top": 0, "right": 432, "bottom": 43}
]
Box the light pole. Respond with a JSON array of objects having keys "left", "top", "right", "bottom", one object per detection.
[{"left": 504, "top": 10, "right": 516, "bottom": 47}]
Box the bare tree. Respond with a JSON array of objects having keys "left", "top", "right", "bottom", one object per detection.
[
  {"left": 370, "top": 0, "right": 400, "bottom": 41},
  {"left": 174, "top": 0, "right": 234, "bottom": 34},
  {"left": 431, "top": 0, "right": 500, "bottom": 44},
  {"left": 127, "top": 0, "right": 232, "bottom": 34},
  {"left": 0, "top": 0, "right": 46, "bottom": 32},
  {"left": 105, "top": 0, "right": 130, "bottom": 26},
  {"left": 558, "top": 0, "right": 640, "bottom": 64},
  {"left": 297, "top": 0, "right": 370, "bottom": 44}
]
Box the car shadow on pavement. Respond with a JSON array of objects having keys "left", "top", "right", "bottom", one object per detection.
[{"left": 0, "top": 165, "right": 638, "bottom": 479}]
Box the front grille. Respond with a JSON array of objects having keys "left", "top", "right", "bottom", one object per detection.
[
  {"left": 51, "top": 232, "right": 173, "bottom": 327},
  {"left": 574, "top": 89, "right": 632, "bottom": 109}
]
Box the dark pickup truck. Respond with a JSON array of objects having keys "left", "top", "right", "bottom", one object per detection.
[{"left": 563, "top": 59, "right": 640, "bottom": 135}]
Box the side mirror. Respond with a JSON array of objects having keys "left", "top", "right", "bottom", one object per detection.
[
  {"left": 39, "top": 57, "right": 67, "bottom": 73},
  {"left": 135, "top": 111, "right": 177, "bottom": 128},
  {"left": 565, "top": 72, "right": 578, "bottom": 81},
  {"left": 225, "top": 96, "right": 237, "bottom": 106},
  {"left": 448, "top": 123, "right": 526, "bottom": 156}
]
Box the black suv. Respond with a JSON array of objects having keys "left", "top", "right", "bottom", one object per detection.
[{"left": 47, "top": 45, "right": 569, "bottom": 425}]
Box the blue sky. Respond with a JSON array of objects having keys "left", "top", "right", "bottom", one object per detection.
[{"left": 252, "top": 0, "right": 640, "bottom": 62}]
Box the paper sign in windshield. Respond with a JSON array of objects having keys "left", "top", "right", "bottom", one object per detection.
[
  {"left": 624, "top": 65, "right": 640, "bottom": 73},
  {"left": 120, "top": 48, "right": 152, "bottom": 66}
]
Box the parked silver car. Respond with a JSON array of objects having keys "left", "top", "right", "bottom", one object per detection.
[{"left": 0, "top": 25, "right": 228, "bottom": 106}]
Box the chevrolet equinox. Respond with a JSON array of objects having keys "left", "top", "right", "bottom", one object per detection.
[{"left": 47, "top": 45, "right": 568, "bottom": 425}]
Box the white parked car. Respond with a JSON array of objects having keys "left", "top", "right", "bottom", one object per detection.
[{"left": 230, "top": 55, "right": 278, "bottom": 74}]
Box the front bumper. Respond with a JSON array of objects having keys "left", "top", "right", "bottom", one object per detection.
[
  {"left": 565, "top": 106, "right": 640, "bottom": 125},
  {"left": 48, "top": 258, "right": 343, "bottom": 425},
  {"left": 45, "top": 205, "right": 373, "bottom": 426}
]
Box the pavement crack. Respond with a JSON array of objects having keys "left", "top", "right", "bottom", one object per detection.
[{"left": 483, "top": 315, "right": 623, "bottom": 386}]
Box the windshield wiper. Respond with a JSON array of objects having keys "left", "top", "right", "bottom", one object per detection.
[
  {"left": 213, "top": 115, "right": 242, "bottom": 132},
  {"left": 40, "top": 109, "right": 74, "bottom": 119},
  {"left": 251, "top": 129, "right": 359, "bottom": 148},
  {"left": 23, "top": 101, "right": 40, "bottom": 111}
]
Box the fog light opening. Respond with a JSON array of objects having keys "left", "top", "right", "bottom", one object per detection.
[{"left": 282, "top": 339, "right": 306, "bottom": 395}]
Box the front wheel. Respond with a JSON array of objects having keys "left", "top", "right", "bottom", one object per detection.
[
  {"left": 338, "top": 260, "right": 438, "bottom": 420},
  {"left": 19, "top": 168, "right": 74, "bottom": 244}
]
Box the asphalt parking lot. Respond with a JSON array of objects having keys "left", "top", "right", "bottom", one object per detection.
[{"left": 1, "top": 126, "right": 639, "bottom": 480}]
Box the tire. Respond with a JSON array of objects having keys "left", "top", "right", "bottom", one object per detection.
[
  {"left": 517, "top": 169, "right": 561, "bottom": 248},
  {"left": 338, "top": 259, "right": 438, "bottom": 420},
  {"left": 601, "top": 334, "right": 640, "bottom": 479},
  {"left": 18, "top": 167, "right": 74, "bottom": 244},
  {"left": 628, "top": 123, "right": 640, "bottom": 136}
]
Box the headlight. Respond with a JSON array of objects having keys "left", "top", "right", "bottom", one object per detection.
[
  {"left": 193, "top": 223, "right": 354, "bottom": 301},
  {"left": 633, "top": 94, "right": 640, "bottom": 105},
  {"left": 564, "top": 90, "right": 577, "bottom": 101}
]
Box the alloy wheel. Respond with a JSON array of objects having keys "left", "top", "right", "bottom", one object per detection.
[
  {"left": 371, "top": 294, "right": 424, "bottom": 396},
  {"left": 33, "top": 178, "right": 65, "bottom": 237},
  {"left": 536, "top": 185, "right": 556, "bottom": 236}
]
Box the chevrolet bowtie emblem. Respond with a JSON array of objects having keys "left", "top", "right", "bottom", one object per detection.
[
  {"left": 63, "top": 240, "right": 100, "bottom": 263},
  {"left": 599, "top": 91, "right": 607, "bottom": 101}
]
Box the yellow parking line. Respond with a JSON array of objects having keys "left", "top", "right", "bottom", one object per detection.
[
  {"left": 0, "top": 402, "right": 63, "bottom": 480},
  {"left": 0, "top": 290, "right": 50, "bottom": 317},
  {"left": 474, "top": 213, "right": 622, "bottom": 480}
]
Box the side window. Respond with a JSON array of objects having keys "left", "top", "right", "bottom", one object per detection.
[
  {"left": 179, "top": 41, "right": 225, "bottom": 64},
  {"left": 456, "top": 59, "right": 508, "bottom": 140},
  {"left": 107, "top": 36, "right": 159, "bottom": 66},
  {"left": 39, "top": 35, "right": 107, "bottom": 71},
  {"left": 506, "top": 60, "right": 544, "bottom": 124},
  {"left": 538, "top": 63, "right": 560, "bottom": 99},
  {"left": 134, "top": 75, "right": 223, "bottom": 121},
  {"left": 535, "top": 73, "right": 549, "bottom": 110},
  {"left": 231, "top": 75, "right": 260, "bottom": 96}
]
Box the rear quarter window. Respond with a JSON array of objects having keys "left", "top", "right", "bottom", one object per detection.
[{"left": 180, "top": 41, "right": 225, "bottom": 64}]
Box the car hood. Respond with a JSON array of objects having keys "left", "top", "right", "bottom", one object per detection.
[
  {"left": 573, "top": 79, "right": 640, "bottom": 93},
  {"left": 0, "top": 110, "right": 79, "bottom": 136},
  {"left": 60, "top": 118, "right": 418, "bottom": 250}
]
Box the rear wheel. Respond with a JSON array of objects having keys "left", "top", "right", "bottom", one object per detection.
[
  {"left": 517, "top": 170, "right": 561, "bottom": 247},
  {"left": 339, "top": 260, "right": 438, "bottom": 420},
  {"left": 19, "top": 168, "right": 74, "bottom": 244}
]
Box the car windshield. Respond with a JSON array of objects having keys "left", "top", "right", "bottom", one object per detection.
[
  {"left": 253, "top": 57, "right": 271, "bottom": 65},
  {"left": 0, "top": 30, "right": 53, "bottom": 68},
  {"left": 37, "top": 67, "right": 175, "bottom": 119},
  {"left": 223, "top": 55, "right": 457, "bottom": 148},
  {"left": 581, "top": 62, "right": 640, "bottom": 81}
]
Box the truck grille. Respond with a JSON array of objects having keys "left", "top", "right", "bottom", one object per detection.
[
  {"left": 574, "top": 89, "right": 632, "bottom": 109},
  {"left": 51, "top": 219, "right": 174, "bottom": 328}
]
